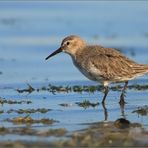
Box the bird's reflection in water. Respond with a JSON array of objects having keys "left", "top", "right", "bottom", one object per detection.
[
  {"left": 101, "top": 102, "right": 132, "bottom": 129},
  {"left": 120, "top": 102, "right": 126, "bottom": 118},
  {"left": 101, "top": 100, "right": 126, "bottom": 121},
  {"left": 102, "top": 103, "right": 108, "bottom": 121}
]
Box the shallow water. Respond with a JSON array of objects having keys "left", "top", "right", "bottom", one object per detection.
[{"left": 0, "top": 1, "right": 148, "bottom": 147}]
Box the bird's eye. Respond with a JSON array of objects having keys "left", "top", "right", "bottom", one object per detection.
[{"left": 66, "top": 42, "right": 70, "bottom": 45}]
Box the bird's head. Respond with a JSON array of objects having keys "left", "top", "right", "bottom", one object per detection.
[{"left": 45, "top": 35, "right": 86, "bottom": 60}]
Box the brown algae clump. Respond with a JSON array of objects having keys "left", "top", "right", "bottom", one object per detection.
[
  {"left": 0, "top": 126, "right": 66, "bottom": 137},
  {"left": 5, "top": 116, "right": 58, "bottom": 125},
  {"left": 7, "top": 108, "right": 51, "bottom": 114},
  {"left": 0, "top": 127, "right": 8, "bottom": 134},
  {"left": 38, "top": 128, "right": 67, "bottom": 137},
  {"left": 114, "top": 118, "right": 130, "bottom": 129},
  {"left": 54, "top": 121, "right": 144, "bottom": 147}
]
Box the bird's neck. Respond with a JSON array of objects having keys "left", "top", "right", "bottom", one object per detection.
[{"left": 66, "top": 45, "right": 87, "bottom": 59}]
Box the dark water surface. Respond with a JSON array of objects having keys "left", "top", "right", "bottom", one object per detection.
[{"left": 0, "top": 1, "right": 148, "bottom": 146}]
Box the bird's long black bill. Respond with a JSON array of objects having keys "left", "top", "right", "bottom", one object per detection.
[{"left": 45, "top": 47, "right": 62, "bottom": 60}]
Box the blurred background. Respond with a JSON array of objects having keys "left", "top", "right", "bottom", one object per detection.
[
  {"left": 0, "top": 1, "right": 148, "bottom": 85},
  {"left": 0, "top": 1, "right": 148, "bottom": 146}
]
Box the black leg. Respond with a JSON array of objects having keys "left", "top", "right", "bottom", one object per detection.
[
  {"left": 119, "top": 81, "right": 128, "bottom": 105},
  {"left": 102, "top": 86, "right": 109, "bottom": 104},
  {"left": 102, "top": 103, "right": 108, "bottom": 121}
]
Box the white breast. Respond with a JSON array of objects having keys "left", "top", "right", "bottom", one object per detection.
[{"left": 71, "top": 56, "right": 104, "bottom": 83}]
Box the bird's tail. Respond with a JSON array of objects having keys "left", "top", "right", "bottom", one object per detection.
[{"left": 132, "top": 64, "right": 148, "bottom": 76}]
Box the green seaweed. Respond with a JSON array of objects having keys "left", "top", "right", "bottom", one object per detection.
[
  {"left": 0, "top": 98, "right": 32, "bottom": 105},
  {"left": 132, "top": 106, "right": 148, "bottom": 116},
  {"left": 16, "top": 84, "right": 35, "bottom": 93},
  {"left": 59, "top": 103, "right": 73, "bottom": 107},
  {"left": 16, "top": 84, "right": 148, "bottom": 94},
  {"left": 0, "top": 110, "right": 4, "bottom": 114},
  {"left": 76, "top": 100, "right": 99, "bottom": 109}
]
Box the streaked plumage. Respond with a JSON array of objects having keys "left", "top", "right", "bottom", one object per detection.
[{"left": 46, "top": 35, "right": 148, "bottom": 104}]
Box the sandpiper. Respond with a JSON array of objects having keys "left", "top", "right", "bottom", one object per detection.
[{"left": 46, "top": 35, "right": 148, "bottom": 104}]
